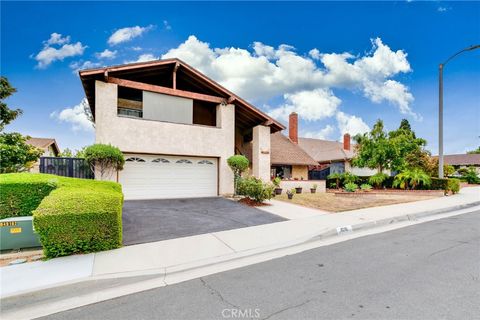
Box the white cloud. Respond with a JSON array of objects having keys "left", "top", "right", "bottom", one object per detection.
[
  {"left": 34, "top": 33, "right": 86, "bottom": 69},
  {"left": 269, "top": 89, "right": 341, "bottom": 122},
  {"left": 108, "top": 25, "right": 153, "bottom": 46},
  {"left": 69, "top": 60, "right": 102, "bottom": 73},
  {"left": 437, "top": 6, "right": 449, "bottom": 12},
  {"left": 124, "top": 53, "right": 158, "bottom": 64},
  {"left": 96, "top": 49, "right": 117, "bottom": 59},
  {"left": 336, "top": 111, "right": 370, "bottom": 137},
  {"left": 131, "top": 46, "right": 142, "bottom": 51},
  {"left": 163, "top": 20, "right": 172, "bottom": 30},
  {"left": 302, "top": 125, "right": 335, "bottom": 140},
  {"left": 45, "top": 33, "right": 70, "bottom": 45},
  {"left": 161, "top": 36, "right": 416, "bottom": 119},
  {"left": 50, "top": 98, "right": 94, "bottom": 132}
]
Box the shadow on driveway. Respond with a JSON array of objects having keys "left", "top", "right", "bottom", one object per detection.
[{"left": 122, "top": 197, "right": 286, "bottom": 245}]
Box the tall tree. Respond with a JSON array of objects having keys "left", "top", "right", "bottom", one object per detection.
[
  {"left": 0, "top": 77, "right": 22, "bottom": 131},
  {"left": 0, "top": 77, "right": 42, "bottom": 172},
  {"left": 388, "top": 119, "right": 426, "bottom": 171},
  {"left": 352, "top": 120, "right": 395, "bottom": 173}
]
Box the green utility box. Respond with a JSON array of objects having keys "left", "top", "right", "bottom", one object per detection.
[{"left": 0, "top": 216, "right": 41, "bottom": 251}]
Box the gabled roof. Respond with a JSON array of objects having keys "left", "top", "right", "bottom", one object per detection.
[
  {"left": 432, "top": 154, "right": 480, "bottom": 166},
  {"left": 298, "top": 137, "right": 355, "bottom": 163},
  {"left": 270, "top": 133, "right": 318, "bottom": 166},
  {"left": 78, "top": 58, "right": 284, "bottom": 133},
  {"left": 26, "top": 137, "right": 60, "bottom": 156}
]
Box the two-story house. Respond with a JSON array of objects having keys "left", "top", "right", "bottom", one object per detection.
[{"left": 79, "top": 58, "right": 284, "bottom": 200}]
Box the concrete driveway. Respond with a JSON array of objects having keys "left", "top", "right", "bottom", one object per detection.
[{"left": 122, "top": 197, "right": 286, "bottom": 245}]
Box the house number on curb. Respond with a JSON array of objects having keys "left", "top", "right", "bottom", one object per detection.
[{"left": 336, "top": 225, "right": 353, "bottom": 235}]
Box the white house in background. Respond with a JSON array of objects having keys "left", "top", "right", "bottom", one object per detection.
[
  {"left": 26, "top": 137, "right": 60, "bottom": 173},
  {"left": 79, "top": 58, "right": 285, "bottom": 200}
]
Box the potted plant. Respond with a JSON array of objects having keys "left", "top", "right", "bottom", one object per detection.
[
  {"left": 310, "top": 183, "right": 318, "bottom": 193},
  {"left": 295, "top": 186, "right": 302, "bottom": 194},
  {"left": 273, "top": 177, "right": 283, "bottom": 195},
  {"left": 287, "top": 188, "right": 296, "bottom": 199}
]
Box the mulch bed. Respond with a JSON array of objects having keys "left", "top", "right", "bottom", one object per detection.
[{"left": 238, "top": 197, "right": 270, "bottom": 207}]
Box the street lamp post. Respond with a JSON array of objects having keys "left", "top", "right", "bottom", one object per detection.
[{"left": 438, "top": 44, "right": 480, "bottom": 178}]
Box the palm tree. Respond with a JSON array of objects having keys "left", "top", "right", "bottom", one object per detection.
[
  {"left": 368, "top": 172, "right": 389, "bottom": 189},
  {"left": 327, "top": 172, "right": 342, "bottom": 189},
  {"left": 393, "top": 168, "right": 431, "bottom": 190}
]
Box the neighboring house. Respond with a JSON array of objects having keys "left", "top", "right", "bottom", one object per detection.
[
  {"left": 285, "top": 112, "right": 378, "bottom": 179},
  {"left": 79, "top": 58, "right": 284, "bottom": 200},
  {"left": 26, "top": 137, "right": 60, "bottom": 173},
  {"left": 433, "top": 154, "right": 480, "bottom": 175}
]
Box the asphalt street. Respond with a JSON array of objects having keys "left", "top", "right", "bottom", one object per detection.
[{"left": 40, "top": 211, "right": 480, "bottom": 320}]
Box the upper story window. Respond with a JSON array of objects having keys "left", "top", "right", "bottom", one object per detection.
[{"left": 118, "top": 87, "right": 143, "bottom": 119}]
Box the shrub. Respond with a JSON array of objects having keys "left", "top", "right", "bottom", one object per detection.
[
  {"left": 227, "top": 155, "right": 249, "bottom": 195},
  {"left": 428, "top": 178, "right": 449, "bottom": 191},
  {"left": 462, "top": 168, "right": 480, "bottom": 184},
  {"left": 360, "top": 183, "right": 373, "bottom": 191},
  {"left": 1, "top": 173, "right": 123, "bottom": 258},
  {"left": 237, "top": 176, "right": 274, "bottom": 203},
  {"left": 344, "top": 182, "right": 358, "bottom": 192},
  {"left": 84, "top": 144, "right": 125, "bottom": 179},
  {"left": 0, "top": 173, "right": 58, "bottom": 219},
  {"left": 368, "top": 172, "right": 389, "bottom": 189},
  {"left": 341, "top": 172, "right": 358, "bottom": 184},
  {"left": 33, "top": 182, "right": 123, "bottom": 258},
  {"left": 327, "top": 172, "right": 342, "bottom": 189},
  {"left": 447, "top": 178, "right": 460, "bottom": 194},
  {"left": 393, "top": 168, "right": 430, "bottom": 190},
  {"left": 329, "top": 182, "right": 337, "bottom": 189}
]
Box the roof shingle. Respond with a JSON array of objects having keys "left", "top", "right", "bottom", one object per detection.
[
  {"left": 270, "top": 133, "right": 318, "bottom": 166},
  {"left": 298, "top": 137, "right": 355, "bottom": 163}
]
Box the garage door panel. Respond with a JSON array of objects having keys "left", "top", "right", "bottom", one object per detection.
[{"left": 119, "top": 154, "right": 217, "bottom": 200}]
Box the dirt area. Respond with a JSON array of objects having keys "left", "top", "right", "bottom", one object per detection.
[
  {"left": 276, "top": 192, "right": 440, "bottom": 212},
  {"left": 0, "top": 249, "right": 44, "bottom": 267},
  {"left": 238, "top": 197, "right": 271, "bottom": 207}
]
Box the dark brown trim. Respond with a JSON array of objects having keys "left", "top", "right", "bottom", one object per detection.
[{"left": 107, "top": 76, "right": 225, "bottom": 104}]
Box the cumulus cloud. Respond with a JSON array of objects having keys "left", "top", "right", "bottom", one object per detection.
[
  {"left": 124, "top": 53, "right": 158, "bottom": 64},
  {"left": 69, "top": 60, "right": 102, "bottom": 73},
  {"left": 302, "top": 125, "right": 335, "bottom": 140},
  {"left": 96, "top": 49, "right": 117, "bottom": 59},
  {"left": 108, "top": 25, "right": 153, "bottom": 46},
  {"left": 50, "top": 98, "right": 94, "bottom": 132},
  {"left": 34, "top": 33, "right": 86, "bottom": 69},
  {"left": 336, "top": 111, "right": 370, "bottom": 137},
  {"left": 161, "top": 35, "right": 416, "bottom": 119},
  {"left": 269, "top": 89, "right": 341, "bottom": 122}
]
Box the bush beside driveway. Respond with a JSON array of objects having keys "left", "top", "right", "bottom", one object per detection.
[{"left": 0, "top": 173, "right": 123, "bottom": 258}]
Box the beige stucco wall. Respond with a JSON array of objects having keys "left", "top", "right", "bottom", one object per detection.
[
  {"left": 252, "top": 125, "right": 271, "bottom": 182},
  {"left": 279, "top": 180, "right": 326, "bottom": 193},
  {"left": 291, "top": 165, "right": 308, "bottom": 180},
  {"left": 95, "top": 81, "right": 235, "bottom": 195}
]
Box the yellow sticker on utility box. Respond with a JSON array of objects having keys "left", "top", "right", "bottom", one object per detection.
[{"left": 10, "top": 227, "right": 22, "bottom": 234}]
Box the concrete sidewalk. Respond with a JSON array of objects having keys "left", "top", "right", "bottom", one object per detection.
[{"left": 1, "top": 187, "right": 479, "bottom": 299}]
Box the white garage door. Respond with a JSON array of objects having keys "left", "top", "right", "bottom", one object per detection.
[{"left": 119, "top": 154, "right": 218, "bottom": 200}]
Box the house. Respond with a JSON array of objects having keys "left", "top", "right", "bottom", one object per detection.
[
  {"left": 79, "top": 58, "right": 285, "bottom": 200},
  {"left": 285, "top": 112, "right": 378, "bottom": 179},
  {"left": 26, "top": 137, "right": 60, "bottom": 173},
  {"left": 434, "top": 154, "right": 480, "bottom": 175}
]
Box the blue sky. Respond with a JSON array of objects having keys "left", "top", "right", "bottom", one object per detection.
[{"left": 1, "top": 1, "right": 479, "bottom": 154}]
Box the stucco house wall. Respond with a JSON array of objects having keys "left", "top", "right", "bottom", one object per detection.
[
  {"left": 291, "top": 165, "right": 308, "bottom": 180},
  {"left": 95, "top": 81, "right": 235, "bottom": 195}
]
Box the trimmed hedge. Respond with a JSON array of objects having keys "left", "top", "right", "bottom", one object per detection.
[
  {"left": 0, "top": 173, "right": 58, "bottom": 219},
  {"left": 33, "top": 186, "right": 123, "bottom": 258},
  {"left": 0, "top": 173, "right": 123, "bottom": 258}
]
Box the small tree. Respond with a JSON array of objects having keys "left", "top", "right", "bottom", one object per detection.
[
  {"left": 0, "top": 133, "right": 43, "bottom": 173},
  {"left": 393, "top": 168, "right": 431, "bottom": 190},
  {"left": 84, "top": 144, "right": 125, "bottom": 179},
  {"left": 227, "top": 155, "right": 249, "bottom": 195},
  {"left": 327, "top": 172, "right": 342, "bottom": 189}
]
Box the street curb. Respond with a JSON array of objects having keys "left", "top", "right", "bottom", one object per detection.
[{"left": 2, "top": 201, "right": 479, "bottom": 320}]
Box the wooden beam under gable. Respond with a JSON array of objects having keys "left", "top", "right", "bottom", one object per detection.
[{"left": 106, "top": 77, "right": 226, "bottom": 104}]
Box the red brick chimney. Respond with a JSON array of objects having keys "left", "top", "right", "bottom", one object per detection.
[
  {"left": 289, "top": 112, "right": 298, "bottom": 144},
  {"left": 343, "top": 133, "right": 351, "bottom": 151}
]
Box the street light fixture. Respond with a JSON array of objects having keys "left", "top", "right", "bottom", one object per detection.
[{"left": 438, "top": 44, "right": 480, "bottom": 178}]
